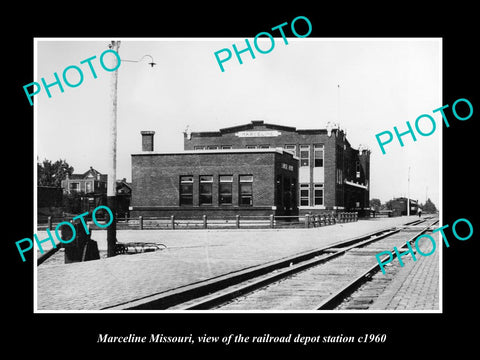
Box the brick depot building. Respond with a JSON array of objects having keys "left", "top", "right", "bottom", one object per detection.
[{"left": 130, "top": 121, "right": 370, "bottom": 218}]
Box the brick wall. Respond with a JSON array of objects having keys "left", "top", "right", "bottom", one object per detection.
[
  {"left": 141, "top": 131, "right": 155, "bottom": 151},
  {"left": 183, "top": 121, "right": 370, "bottom": 213},
  {"left": 322, "top": 132, "right": 337, "bottom": 209},
  {"left": 131, "top": 150, "right": 298, "bottom": 218},
  {"left": 184, "top": 123, "right": 330, "bottom": 150}
]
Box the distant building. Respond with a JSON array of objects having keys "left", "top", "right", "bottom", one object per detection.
[
  {"left": 116, "top": 178, "right": 132, "bottom": 218},
  {"left": 61, "top": 166, "right": 108, "bottom": 195},
  {"left": 390, "top": 197, "right": 418, "bottom": 216},
  {"left": 130, "top": 120, "right": 371, "bottom": 218},
  {"left": 61, "top": 167, "right": 131, "bottom": 216}
]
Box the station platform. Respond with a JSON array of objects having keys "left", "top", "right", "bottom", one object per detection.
[
  {"left": 35, "top": 215, "right": 438, "bottom": 311},
  {"left": 369, "top": 233, "right": 440, "bottom": 311}
]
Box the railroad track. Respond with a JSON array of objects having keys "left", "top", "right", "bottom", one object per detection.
[{"left": 105, "top": 216, "right": 438, "bottom": 311}]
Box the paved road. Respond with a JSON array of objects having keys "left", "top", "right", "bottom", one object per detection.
[{"left": 36, "top": 216, "right": 435, "bottom": 311}]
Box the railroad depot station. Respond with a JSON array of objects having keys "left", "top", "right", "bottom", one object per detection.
[{"left": 129, "top": 120, "right": 371, "bottom": 219}]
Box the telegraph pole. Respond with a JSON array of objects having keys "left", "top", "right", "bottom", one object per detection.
[
  {"left": 106, "top": 40, "right": 120, "bottom": 257},
  {"left": 104, "top": 41, "right": 155, "bottom": 257},
  {"left": 407, "top": 166, "right": 411, "bottom": 216},
  {"left": 337, "top": 84, "right": 340, "bottom": 123}
]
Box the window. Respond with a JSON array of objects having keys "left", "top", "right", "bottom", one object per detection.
[
  {"left": 258, "top": 144, "right": 270, "bottom": 149},
  {"left": 284, "top": 144, "right": 296, "bottom": 156},
  {"left": 314, "top": 145, "right": 324, "bottom": 167},
  {"left": 299, "top": 145, "right": 310, "bottom": 166},
  {"left": 314, "top": 184, "right": 324, "bottom": 205},
  {"left": 300, "top": 183, "right": 310, "bottom": 206},
  {"left": 246, "top": 145, "right": 257, "bottom": 149},
  {"left": 207, "top": 145, "right": 219, "bottom": 150},
  {"left": 221, "top": 145, "right": 232, "bottom": 149},
  {"left": 194, "top": 146, "right": 205, "bottom": 150},
  {"left": 70, "top": 182, "right": 79, "bottom": 192},
  {"left": 239, "top": 175, "right": 253, "bottom": 206},
  {"left": 219, "top": 175, "right": 233, "bottom": 205},
  {"left": 180, "top": 176, "right": 194, "bottom": 205},
  {"left": 199, "top": 175, "right": 213, "bottom": 205},
  {"left": 86, "top": 181, "right": 92, "bottom": 193},
  {"left": 356, "top": 161, "right": 361, "bottom": 178}
]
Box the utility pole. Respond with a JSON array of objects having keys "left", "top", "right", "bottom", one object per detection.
[
  {"left": 407, "top": 166, "right": 410, "bottom": 216},
  {"left": 107, "top": 40, "right": 120, "bottom": 257},
  {"left": 104, "top": 41, "right": 155, "bottom": 258},
  {"left": 337, "top": 84, "right": 340, "bottom": 124}
]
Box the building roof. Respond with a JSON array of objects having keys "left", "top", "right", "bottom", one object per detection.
[
  {"left": 66, "top": 167, "right": 107, "bottom": 180},
  {"left": 219, "top": 120, "right": 297, "bottom": 134},
  {"left": 82, "top": 167, "right": 102, "bottom": 177},
  {"left": 67, "top": 174, "right": 85, "bottom": 180},
  {"left": 116, "top": 179, "right": 132, "bottom": 190},
  {"left": 189, "top": 120, "right": 329, "bottom": 137},
  {"left": 392, "top": 197, "right": 418, "bottom": 202}
]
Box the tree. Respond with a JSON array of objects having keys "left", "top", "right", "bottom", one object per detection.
[
  {"left": 384, "top": 199, "right": 394, "bottom": 210},
  {"left": 422, "top": 198, "right": 438, "bottom": 213},
  {"left": 370, "top": 198, "right": 381, "bottom": 212},
  {"left": 38, "top": 158, "right": 74, "bottom": 187}
]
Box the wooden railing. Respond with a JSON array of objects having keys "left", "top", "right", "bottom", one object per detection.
[{"left": 38, "top": 212, "right": 359, "bottom": 230}]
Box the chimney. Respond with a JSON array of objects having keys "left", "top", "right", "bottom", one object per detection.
[{"left": 141, "top": 131, "right": 155, "bottom": 151}]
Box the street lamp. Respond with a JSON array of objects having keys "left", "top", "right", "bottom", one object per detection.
[
  {"left": 106, "top": 40, "right": 156, "bottom": 257},
  {"left": 122, "top": 54, "right": 157, "bottom": 67}
]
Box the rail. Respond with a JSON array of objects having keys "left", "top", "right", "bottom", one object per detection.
[
  {"left": 103, "top": 218, "right": 430, "bottom": 310},
  {"left": 315, "top": 216, "right": 439, "bottom": 310}
]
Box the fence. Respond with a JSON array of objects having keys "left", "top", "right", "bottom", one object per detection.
[{"left": 38, "top": 212, "right": 359, "bottom": 231}]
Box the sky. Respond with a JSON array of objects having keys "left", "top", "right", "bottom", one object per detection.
[{"left": 35, "top": 38, "right": 441, "bottom": 207}]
